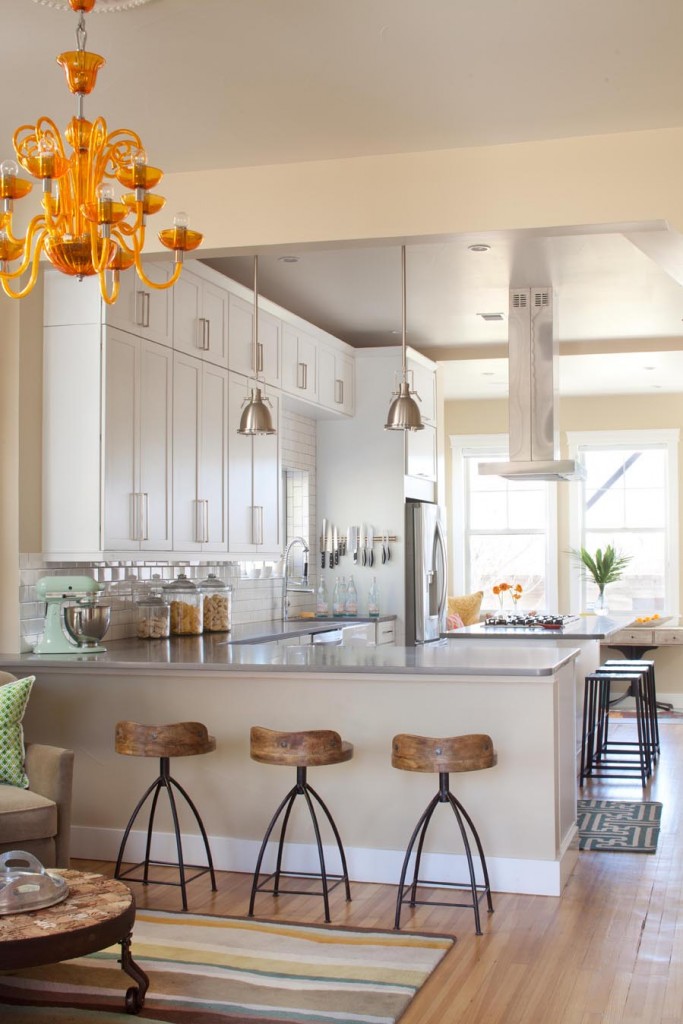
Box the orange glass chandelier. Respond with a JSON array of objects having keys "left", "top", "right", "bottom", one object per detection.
[{"left": 0, "top": 0, "right": 202, "bottom": 303}]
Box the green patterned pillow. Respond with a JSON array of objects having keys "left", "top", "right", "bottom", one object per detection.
[{"left": 0, "top": 676, "right": 35, "bottom": 789}]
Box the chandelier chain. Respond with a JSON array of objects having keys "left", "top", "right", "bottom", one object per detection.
[{"left": 76, "top": 11, "right": 87, "bottom": 51}]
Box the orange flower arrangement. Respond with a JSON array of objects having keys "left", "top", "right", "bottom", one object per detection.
[{"left": 493, "top": 582, "right": 523, "bottom": 608}]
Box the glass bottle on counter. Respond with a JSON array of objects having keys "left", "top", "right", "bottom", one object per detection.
[
  {"left": 345, "top": 575, "right": 358, "bottom": 616},
  {"left": 332, "top": 576, "right": 347, "bottom": 616},
  {"left": 368, "top": 576, "right": 379, "bottom": 617},
  {"left": 316, "top": 579, "right": 329, "bottom": 617},
  {"left": 164, "top": 573, "right": 203, "bottom": 635},
  {"left": 199, "top": 573, "right": 232, "bottom": 632}
]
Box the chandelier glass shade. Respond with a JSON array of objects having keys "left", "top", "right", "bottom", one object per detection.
[
  {"left": 0, "top": 0, "right": 202, "bottom": 303},
  {"left": 385, "top": 245, "right": 424, "bottom": 431}
]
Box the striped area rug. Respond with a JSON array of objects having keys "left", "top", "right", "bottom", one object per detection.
[
  {"left": 0, "top": 910, "right": 455, "bottom": 1023},
  {"left": 577, "top": 799, "right": 663, "bottom": 853}
]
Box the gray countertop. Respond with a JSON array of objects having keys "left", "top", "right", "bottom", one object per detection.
[
  {"left": 444, "top": 614, "right": 631, "bottom": 641},
  {"left": 0, "top": 633, "right": 578, "bottom": 678}
]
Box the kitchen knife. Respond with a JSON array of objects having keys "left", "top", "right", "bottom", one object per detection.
[
  {"left": 352, "top": 525, "right": 358, "bottom": 564},
  {"left": 321, "top": 517, "right": 327, "bottom": 569},
  {"left": 368, "top": 525, "right": 374, "bottom": 566},
  {"left": 347, "top": 526, "right": 353, "bottom": 561},
  {"left": 360, "top": 523, "right": 366, "bottom": 566},
  {"left": 333, "top": 525, "right": 339, "bottom": 565},
  {"left": 386, "top": 528, "right": 391, "bottom": 561},
  {"left": 326, "top": 523, "right": 333, "bottom": 569},
  {"left": 382, "top": 528, "right": 387, "bottom": 564}
]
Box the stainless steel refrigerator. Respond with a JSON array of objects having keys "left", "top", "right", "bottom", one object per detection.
[{"left": 405, "top": 500, "right": 448, "bottom": 644}]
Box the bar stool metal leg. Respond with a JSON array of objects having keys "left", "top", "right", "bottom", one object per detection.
[
  {"left": 170, "top": 775, "right": 218, "bottom": 893},
  {"left": 306, "top": 783, "right": 352, "bottom": 902},
  {"left": 394, "top": 793, "right": 440, "bottom": 930},
  {"left": 248, "top": 784, "right": 299, "bottom": 917}
]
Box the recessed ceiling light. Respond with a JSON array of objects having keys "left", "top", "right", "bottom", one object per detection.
[
  {"left": 477, "top": 312, "right": 504, "bottom": 321},
  {"left": 468, "top": 244, "right": 491, "bottom": 253},
  {"left": 643, "top": 365, "right": 656, "bottom": 371},
  {"left": 482, "top": 371, "right": 495, "bottom": 376},
  {"left": 278, "top": 256, "right": 300, "bottom": 264}
]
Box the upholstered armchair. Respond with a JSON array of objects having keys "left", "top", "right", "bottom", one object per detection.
[{"left": 0, "top": 671, "right": 74, "bottom": 867}]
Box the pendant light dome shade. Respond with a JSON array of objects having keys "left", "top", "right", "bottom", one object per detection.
[
  {"left": 237, "top": 254, "right": 276, "bottom": 436},
  {"left": 385, "top": 379, "right": 424, "bottom": 430},
  {"left": 385, "top": 245, "right": 423, "bottom": 432},
  {"left": 239, "top": 386, "right": 275, "bottom": 435}
]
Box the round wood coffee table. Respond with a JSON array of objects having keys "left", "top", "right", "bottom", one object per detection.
[{"left": 0, "top": 869, "right": 148, "bottom": 1014}]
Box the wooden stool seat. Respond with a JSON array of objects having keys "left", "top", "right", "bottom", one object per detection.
[
  {"left": 392, "top": 733, "right": 496, "bottom": 774},
  {"left": 248, "top": 725, "right": 352, "bottom": 923},
  {"left": 114, "top": 720, "right": 217, "bottom": 911},
  {"left": 250, "top": 726, "right": 353, "bottom": 768},
  {"left": 115, "top": 721, "right": 216, "bottom": 759},
  {"left": 392, "top": 731, "right": 495, "bottom": 935}
]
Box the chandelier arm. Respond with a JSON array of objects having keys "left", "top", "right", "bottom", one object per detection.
[
  {"left": 0, "top": 230, "right": 47, "bottom": 298},
  {"left": 116, "top": 202, "right": 144, "bottom": 236},
  {"left": 0, "top": 217, "right": 47, "bottom": 278},
  {"left": 88, "top": 223, "right": 114, "bottom": 275},
  {"left": 111, "top": 227, "right": 134, "bottom": 255},
  {"left": 134, "top": 257, "right": 182, "bottom": 291},
  {"left": 98, "top": 266, "right": 121, "bottom": 307}
]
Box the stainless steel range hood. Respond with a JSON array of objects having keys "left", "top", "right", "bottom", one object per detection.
[{"left": 479, "top": 287, "right": 585, "bottom": 482}]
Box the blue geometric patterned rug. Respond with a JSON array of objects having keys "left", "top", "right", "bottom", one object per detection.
[{"left": 577, "top": 799, "right": 662, "bottom": 853}]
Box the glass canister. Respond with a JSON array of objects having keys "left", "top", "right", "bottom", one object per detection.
[
  {"left": 164, "top": 573, "right": 203, "bottom": 635},
  {"left": 135, "top": 582, "right": 170, "bottom": 640},
  {"left": 199, "top": 573, "right": 232, "bottom": 633}
]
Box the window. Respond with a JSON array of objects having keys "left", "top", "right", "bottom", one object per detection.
[
  {"left": 567, "top": 430, "right": 679, "bottom": 615},
  {"left": 451, "top": 434, "right": 558, "bottom": 612}
]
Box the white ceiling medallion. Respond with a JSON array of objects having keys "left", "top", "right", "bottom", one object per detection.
[{"left": 32, "top": 0, "right": 156, "bottom": 12}]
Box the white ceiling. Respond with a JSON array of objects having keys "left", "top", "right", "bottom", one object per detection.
[{"left": 5, "top": 0, "right": 683, "bottom": 397}]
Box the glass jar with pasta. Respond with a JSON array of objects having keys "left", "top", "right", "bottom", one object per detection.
[{"left": 164, "top": 573, "right": 203, "bottom": 636}]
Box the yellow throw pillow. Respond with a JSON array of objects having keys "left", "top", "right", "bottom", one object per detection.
[{"left": 447, "top": 592, "right": 483, "bottom": 627}]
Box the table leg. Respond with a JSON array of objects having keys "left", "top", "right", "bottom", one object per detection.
[{"left": 119, "top": 931, "right": 149, "bottom": 1015}]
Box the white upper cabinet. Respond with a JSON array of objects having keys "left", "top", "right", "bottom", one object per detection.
[
  {"left": 281, "top": 324, "right": 318, "bottom": 402},
  {"left": 318, "top": 344, "right": 355, "bottom": 415},
  {"left": 228, "top": 293, "right": 281, "bottom": 387},
  {"left": 106, "top": 261, "right": 174, "bottom": 347},
  {"left": 173, "top": 269, "right": 229, "bottom": 366},
  {"left": 172, "top": 353, "right": 228, "bottom": 553},
  {"left": 228, "top": 372, "right": 281, "bottom": 555},
  {"left": 407, "top": 353, "right": 436, "bottom": 424},
  {"left": 104, "top": 329, "right": 173, "bottom": 552}
]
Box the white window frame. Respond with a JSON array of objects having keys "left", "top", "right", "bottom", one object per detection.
[
  {"left": 566, "top": 428, "right": 680, "bottom": 615},
  {"left": 450, "top": 433, "right": 558, "bottom": 609}
]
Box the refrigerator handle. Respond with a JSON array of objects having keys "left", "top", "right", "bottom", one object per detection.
[{"left": 435, "top": 517, "right": 448, "bottom": 624}]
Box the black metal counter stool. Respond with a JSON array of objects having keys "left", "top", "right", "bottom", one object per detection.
[
  {"left": 114, "top": 720, "right": 217, "bottom": 911},
  {"left": 392, "top": 732, "right": 496, "bottom": 935},
  {"left": 601, "top": 658, "right": 660, "bottom": 757},
  {"left": 580, "top": 670, "right": 653, "bottom": 787},
  {"left": 248, "top": 726, "right": 353, "bottom": 923}
]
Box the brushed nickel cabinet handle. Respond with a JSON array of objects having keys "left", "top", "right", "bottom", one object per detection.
[{"left": 335, "top": 378, "right": 343, "bottom": 404}]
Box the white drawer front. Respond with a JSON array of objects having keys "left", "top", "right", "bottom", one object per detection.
[
  {"left": 376, "top": 622, "right": 396, "bottom": 645},
  {"left": 609, "top": 629, "right": 654, "bottom": 644},
  {"left": 655, "top": 629, "right": 683, "bottom": 645}
]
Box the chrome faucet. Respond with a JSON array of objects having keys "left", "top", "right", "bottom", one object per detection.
[{"left": 282, "top": 536, "right": 314, "bottom": 620}]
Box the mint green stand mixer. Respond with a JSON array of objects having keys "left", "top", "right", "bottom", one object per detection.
[{"left": 34, "top": 576, "right": 110, "bottom": 654}]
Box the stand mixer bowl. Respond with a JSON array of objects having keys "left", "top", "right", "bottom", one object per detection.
[{"left": 63, "top": 601, "right": 111, "bottom": 649}]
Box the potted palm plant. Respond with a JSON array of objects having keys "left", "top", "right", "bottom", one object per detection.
[{"left": 571, "top": 544, "right": 632, "bottom": 613}]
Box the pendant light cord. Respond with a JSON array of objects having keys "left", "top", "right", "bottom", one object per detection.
[
  {"left": 253, "top": 254, "right": 259, "bottom": 380},
  {"left": 401, "top": 244, "right": 407, "bottom": 376}
]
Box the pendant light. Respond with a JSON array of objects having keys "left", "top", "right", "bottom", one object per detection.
[
  {"left": 384, "top": 245, "right": 424, "bottom": 431},
  {"left": 238, "top": 255, "right": 276, "bottom": 436}
]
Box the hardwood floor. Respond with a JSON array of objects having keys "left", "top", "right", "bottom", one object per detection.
[{"left": 75, "top": 718, "right": 683, "bottom": 1024}]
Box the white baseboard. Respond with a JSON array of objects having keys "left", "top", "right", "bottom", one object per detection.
[{"left": 71, "top": 825, "right": 569, "bottom": 898}]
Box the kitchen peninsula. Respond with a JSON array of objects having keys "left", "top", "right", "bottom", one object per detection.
[{"left": 0, "top": 637, "right": 580, "bottom": 898}]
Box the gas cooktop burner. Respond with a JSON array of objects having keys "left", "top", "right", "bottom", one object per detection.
[{"left": 483, "top": 613, "right": 579, "bottom": 630}]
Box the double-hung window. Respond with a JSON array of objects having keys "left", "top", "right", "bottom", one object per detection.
[
  {"left": 451, "top": 434, "right": 558, "bottom": 612},
  {"left": 566, "top": 429, "right": 679, "bottom": 614}
]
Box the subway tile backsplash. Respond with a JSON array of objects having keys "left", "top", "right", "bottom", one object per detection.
[{"left": 19, "top": 408, "right": 318, "bottom": 652}]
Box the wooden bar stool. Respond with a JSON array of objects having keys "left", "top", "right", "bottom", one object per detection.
[
  {"left": 114, "top": 721, "right": 217, "bottom": 911},
  {"left": 248, "top": 726, "right": 353, "bottom": 923},
  {"left": 392, "top": 733, "right": 496, "bottom": 935}
]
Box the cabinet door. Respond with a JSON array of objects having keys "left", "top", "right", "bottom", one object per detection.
[
  {"left": 318, "top": 346, "right": 354, "bottom": 414},
  {"left": 172, "top": 353, "right": 202, "bottom": 552},
  {"left": 228, "top": 294, "right": 255, "bottom": 377},
  {"left": 107, "top": 262, "right": 174, "bottom": 347},
  {"left": 104, "top": 329, "right": 140, "bottom": 550},
  {"left": 228, "top": 373, "right": 256, "bottom": 551},
  {"left": 139, "top": 340, "right": 173, "bottom": 550},
  {"left": 173, "top": 271, "right": 204, "bottom": 358},
  {"left": 201, "top": 280, "right": 229, "bottom": 367},
  {"left": 407, "top": 357, "right": 436, "bottom": 424},
  {"left": 258, "top": 309, "right": 281, "bottom": 388},
  {"left": 228, "top": 373, "right": 280, "bottom": 553},
  {"left": 199, "top": 363, "right": 229, "bottom": 550},
  {"left": 282, "top": 325, "right": 317, "bottom": 400},
  {"left": 252, "top": 390, "right": 281, "bottom": 552},
  {"left": 406, "top": 423, "right": 437, "bottom": 481}
]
